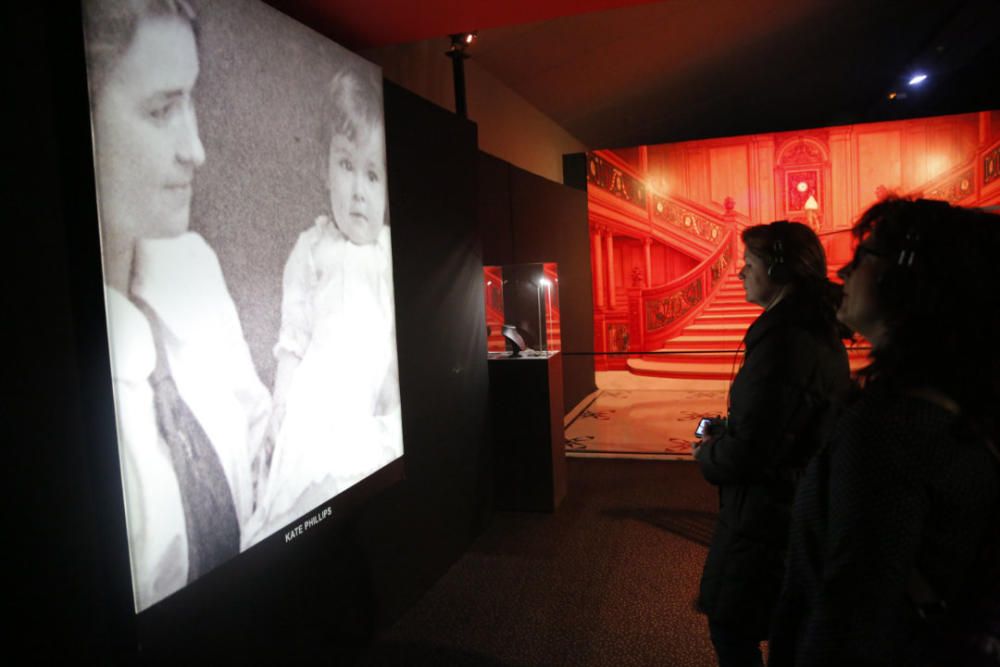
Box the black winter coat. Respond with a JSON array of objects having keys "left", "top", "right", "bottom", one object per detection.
[
  {"left": 768, "top": 388, "right": 1000, "bottom": 666},
  {"left": 694, "top": 295, "right": 850, "bottom": 638}
]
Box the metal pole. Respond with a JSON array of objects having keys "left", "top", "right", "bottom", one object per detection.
[{"left": 446, "top": 38, "right": 469, "bottom": 118}]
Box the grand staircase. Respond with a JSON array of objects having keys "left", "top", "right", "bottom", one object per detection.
[{"left": 627, "top": 274, "right": 868, "bottom": 380}]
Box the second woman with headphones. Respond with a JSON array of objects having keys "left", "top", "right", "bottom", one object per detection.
[{"left": 693, "top": 221, "right": 851, "bottom": 667}]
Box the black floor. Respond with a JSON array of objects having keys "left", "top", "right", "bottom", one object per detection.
[{"left": 362, "top": 459, "right": 720, "bottom": 666}]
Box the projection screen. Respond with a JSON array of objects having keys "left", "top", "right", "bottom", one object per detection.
[{"left": 81, "top": 0, "right": 403, "bottom": 612}]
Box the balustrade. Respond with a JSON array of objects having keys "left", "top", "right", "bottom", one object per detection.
[{"left": 587, "top": 149, "right": 740, "bottom": 368}]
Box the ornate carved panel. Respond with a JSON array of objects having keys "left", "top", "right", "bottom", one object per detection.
[
  {"left": 645, "top": 279, "right": 702, "bottom": 332},
  {"left": 925, "top": 168, "right": 974, "bottom": 203},
  {"left": 776, "top": 137, "right": 829, "bottom": 230},
  {"left": 785, "top": 170, "right": 820, "bottom": 212},
  {"left": 985, "top": 146, "right": 1000, "bottom": 186},
  {"left": 651, "top": 194, "right": 724, "bottom": 243},
  {"left": 607, "top": 322, "right": 630, "bottom": 352},
  {"left": 587, "top": 153, "right": 646, "bottom": 207},
  {"left": 711, "top": 245, "right": 732, "bottom": 287},
  {"left": 780, "top": 139, "right": 826, "bottom": 166}
]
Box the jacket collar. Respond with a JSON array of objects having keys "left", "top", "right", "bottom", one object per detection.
[{"left": 743, "top": 295, "right": 800, "bottom": 349}]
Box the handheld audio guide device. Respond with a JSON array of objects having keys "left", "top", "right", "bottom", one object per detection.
[{"left": 695, "top": 416, "right": 726, "bottom": 439}]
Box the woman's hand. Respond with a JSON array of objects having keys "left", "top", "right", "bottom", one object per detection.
[{"left": 692, "top": 433, "right": 719, "bottom": 458}]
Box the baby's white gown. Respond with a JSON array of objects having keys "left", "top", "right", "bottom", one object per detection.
[{"left": 245, "top": 219, "right": 402, "bottom": 545}]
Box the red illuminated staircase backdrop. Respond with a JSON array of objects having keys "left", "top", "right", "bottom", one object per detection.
[
  {"left": 627, "top": 275, "right": 759, "bottom": 380},
  {"left": 586, "top": 113, "right": 1000, "bottom": 380},
  {"left": 587, "top": 149, "right": 877, "bottom": 381},
  {"left": 627, "top": 273, "right": 870, "bottom": 380}
]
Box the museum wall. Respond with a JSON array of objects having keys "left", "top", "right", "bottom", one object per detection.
[
  {"left": 11, "top": 5, "right": 493, "bottom": 661},
  {"left": 364, "top": 40, "right": 588, "bottom": 185}
]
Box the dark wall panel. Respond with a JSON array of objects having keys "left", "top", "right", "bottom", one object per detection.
[
  {"left": 563, "top": 152, "right": 588, "bottom": 191},
  {"left": 509, "top": 166, "right": 596, "bottom": 414},
  {"left": 365, "top": 81, "right": 491, "bottom": 623},
  {"left": 479, "top": 152, "right": 514, "bottom": 266},
  {"left": 10, "top": 4, "right": 133, "bottom": 659}
]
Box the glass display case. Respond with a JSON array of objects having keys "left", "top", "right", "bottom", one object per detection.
[{"left": 484, "top": 262, "right": 560, "bottom": 358}]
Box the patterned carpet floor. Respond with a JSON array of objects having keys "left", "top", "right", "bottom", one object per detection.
[{"left": 565, "top": 372, "right": 729, "bottom": 460}]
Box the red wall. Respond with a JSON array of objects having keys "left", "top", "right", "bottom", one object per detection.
[
  {"left": 635, "top": 110, "right": 998, "bottom": 232},
  {"left": 609, "top": 238, "right": 698, "bottom": 305},
  {"left": 586, "top": 110, "right": 1000, "bottom": 363}
]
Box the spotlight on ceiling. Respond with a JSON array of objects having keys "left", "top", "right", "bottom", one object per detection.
[{"left": 908, "top": 73, "right": 928, "bottom": 86}]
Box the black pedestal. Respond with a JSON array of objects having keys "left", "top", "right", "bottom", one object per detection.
[{"left": 488, "top": 352, "right": 566, "bottom": 512}]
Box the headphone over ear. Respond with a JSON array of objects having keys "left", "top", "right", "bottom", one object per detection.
[
  {"left": 767, "top": 238, "right": 789, "bottom": 283},
  {"left": 897, "top": 228, "right": 921, "bottom": 268},
  {"left": 876, "top": 224, "right": 922, "bottom": 295}
]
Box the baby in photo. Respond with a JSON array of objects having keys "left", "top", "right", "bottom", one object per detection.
[{"left": 245, "top": 68, "right": 402, "bottom": 545}]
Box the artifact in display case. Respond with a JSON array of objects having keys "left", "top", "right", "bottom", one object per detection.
[{"left": 483, "top": 263, "right": 561, "bottom": 358}]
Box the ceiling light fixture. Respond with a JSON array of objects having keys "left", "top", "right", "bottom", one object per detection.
[{"left": 908, "top": 73, "right": 928, "bottom": 86}]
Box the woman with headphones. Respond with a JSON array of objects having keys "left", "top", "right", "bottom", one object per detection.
[
  {"left": 694, "top": 221, "right": 851, "bottom": 667},
  {"left": 768, "top": 199, "right": 1000, "bottom": 666}
]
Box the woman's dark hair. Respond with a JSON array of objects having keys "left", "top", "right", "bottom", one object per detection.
[
  {"left": 82, "top": 0, "right": 198, "bottom": 98},
  {"left": 742, "top": 220, "right": 847, "bottom": 340},
  {"left": 852, "top": 196, "right": 1000, "bottom": 438}
]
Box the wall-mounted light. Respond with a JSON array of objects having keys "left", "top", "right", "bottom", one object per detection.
[{"left": 908, "top": 73, "right": 928, "bottom": 86}]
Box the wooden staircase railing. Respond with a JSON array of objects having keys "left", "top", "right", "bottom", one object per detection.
[
  {"left": 630, "top": 229, "right": 737, "bottom": 353},
  {"left": 589, "top": 149, "right": 741, "bottom": 368}
]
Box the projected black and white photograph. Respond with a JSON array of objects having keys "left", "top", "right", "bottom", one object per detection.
[{"left": 81, "top": 0, "right": 403, "bottom": 612}]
